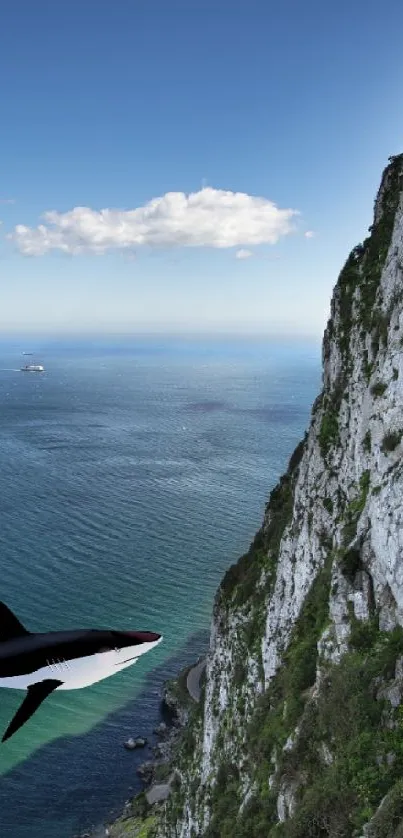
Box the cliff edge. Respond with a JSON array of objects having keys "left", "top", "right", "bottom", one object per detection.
[{"left": 109, "top": 153, "right": 403, "bottom": 838}]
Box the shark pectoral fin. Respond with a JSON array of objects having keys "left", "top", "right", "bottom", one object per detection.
[
  {"left": 0, "top": 602, "right": 31, "bottom": 642},
  {"left": 2, "top": 679, "right": 63, "bottom": 743}
]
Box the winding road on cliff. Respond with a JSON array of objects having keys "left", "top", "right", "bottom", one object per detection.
[
  {"left": 145, "top": 659, "right": 207, "bottom": 805},
  {"left": 186, "top": 658, "right": 207, "bottom": 702}
]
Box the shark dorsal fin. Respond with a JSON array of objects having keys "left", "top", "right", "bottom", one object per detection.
[{"left": 0, "top": 602, "right": 30, "bottom": 642}]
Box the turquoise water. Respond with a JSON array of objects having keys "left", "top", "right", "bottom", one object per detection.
[{"left": 0, "top": 336, "right": 320, "bottom": 837}]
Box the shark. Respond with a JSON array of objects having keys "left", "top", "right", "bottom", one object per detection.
[{"left": 0, "top": 601, "right": 163, "bottom": 742}]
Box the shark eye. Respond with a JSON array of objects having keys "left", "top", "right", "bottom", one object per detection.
[{"left": 98, "top": 646, "right": 113, "bottom": 654}]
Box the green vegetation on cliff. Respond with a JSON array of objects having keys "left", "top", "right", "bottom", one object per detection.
[
  {"left": 274, "top": 624, "right": 403, "bottom": 838},
  {"left": 220, "top": 435, "right": 306, "bottom": 609},
  {"left": 329, "top": 154, "right": 403, "bottom": 371}
]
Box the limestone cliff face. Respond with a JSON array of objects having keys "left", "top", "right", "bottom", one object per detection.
[{"left": 157, "top": 155, "right": 403, "bottom": 838}]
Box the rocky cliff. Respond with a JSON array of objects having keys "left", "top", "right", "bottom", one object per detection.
[{"left": 115, "top": 154, "right": 403, "bottom": 838}]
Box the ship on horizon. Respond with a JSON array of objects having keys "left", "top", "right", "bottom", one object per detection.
[
  {"left": 21, "top": 364, "right": 44, "bottom": 372},
  {"left": 20, "top": 357, "right": 44, "bottom": 372}
]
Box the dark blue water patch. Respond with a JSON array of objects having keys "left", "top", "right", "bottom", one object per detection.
[
  {"left": 237, "top": 404, "right": 309, "bottom": 423},
  {"left": 183, "top": 400, "right": 313, "bottom": 426},
  {"left": 37, "top": 443, "right": 104, "bottom": 452},
  {"left": 0, "top": 402, "right": 65, "bottom": 415},
  {"left": 185, "top": 400, "right": 227, "bottom": 413},
  {"left": 0, "top": 631, "right": 209, "bottom": 838}
]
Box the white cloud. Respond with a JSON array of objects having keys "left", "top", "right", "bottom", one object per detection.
[
  {"left": 10, "top": 187, "right": 298, "bottom": 256},
  {"left": 235, "top": 248, "right": 253, "bottom": 260},
  {"left": 0, "top": 198, "right": 15, "bottom": 205},
  {"left": 304, "top": 230, "right": 316, "bottom": 239}
]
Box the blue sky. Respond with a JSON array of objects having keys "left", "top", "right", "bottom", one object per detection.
[{"left": 1, "top": 0, "right": 403, "bottom": 336}]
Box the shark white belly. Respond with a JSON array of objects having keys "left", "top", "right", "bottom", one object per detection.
[
  {"left": 0, "top": 641, "right": 161, "bottom": 691},
  {"left": 0, "top": 654, "right": 120, "bottom": 691}
]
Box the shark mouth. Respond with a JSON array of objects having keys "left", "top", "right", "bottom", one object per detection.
[{"left": 115, "top": 653, "right": 139, "bottom": 666}]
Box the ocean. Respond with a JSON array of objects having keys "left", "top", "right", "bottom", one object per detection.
[{"left": 0, "top": 335, "right": 321, "bottom": 837}]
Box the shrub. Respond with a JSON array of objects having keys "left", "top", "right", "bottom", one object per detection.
[
  {"left": 339, "top": 547, "right": 362, "bottom": 582},
  {"left": 342, "top": 471, "right": 370, "bottom": 545},
  {"left": 365, "top": 778, "right": 403, "bottom": 838},
  {"left": 371, "top": 381, "right": 388, "bottom": 398},
  {"left": 349, "top": 615, "right": 379, "bottom": 651},
  {"left": 363, "top": 429, "right": 372, "bottom": 453},
  {"left": 319, "top": 407, "right": 339, "bottom": 457},
  {"left": 288, "top": 434, "right": 307, "bottom": 473},
  {"left": 284, "top": 773, "right": 355, "bottom": 838},
  {"left": 233, "top": 660, "right": 247, "bottom": 686},
  {"left": 336, "top": 246, "right": 363, "bottom": 361},
  {"left": 381, "top": 430, "right": 403, "bottom": 454},
  {"left": 371, "top": 310, "right": 390, "bottom": 354}
]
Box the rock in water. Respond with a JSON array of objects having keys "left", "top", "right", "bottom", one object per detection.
[
  {"left": 123, "top": 736, "right": 147, "bottom": 750},
  {"left": 123, "top": 738, "right": 136, "bottom": 750},
  {"left": 153, "top": 722, "right": 167, "bottom": 736}
]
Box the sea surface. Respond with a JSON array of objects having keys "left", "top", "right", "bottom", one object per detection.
[{"left": 0, "top": 335, "right": 321, "bottom": 837}]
